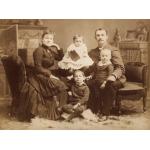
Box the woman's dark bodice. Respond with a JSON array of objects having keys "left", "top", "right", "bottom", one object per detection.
[
  {"left": 41, "top": 47, "right": 55, "bottom": 68},
  {"left": 33, "top": 44, "right": 64, "bottom": 76}
]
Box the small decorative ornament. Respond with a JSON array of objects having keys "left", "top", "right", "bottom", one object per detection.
[
  {"left": 35, "top": 19, "right": 43, "bottom": 26},
  {"left": 113, "top": 28, "right": 121, "bottom": 47}
]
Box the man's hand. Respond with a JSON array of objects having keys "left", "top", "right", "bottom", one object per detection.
[
  {"left": 0, "top": 54, "right": 8, "bottom": 58},
  {"left": 107, "top": 75, "right": 116, "bottom": 81}
]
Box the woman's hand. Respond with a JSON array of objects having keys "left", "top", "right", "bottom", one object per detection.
[
  {"left": 51, "top": 43, "right": 60, "bottom": 50},
  {"left": 53, "top": 96, "right": 59, "bottom": 107},
  {"left": 50, "top": 74, "right": 60, "bottom": 80}
]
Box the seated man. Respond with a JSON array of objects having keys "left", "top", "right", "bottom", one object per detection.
[{"left": 88, "top": 28, "right": 126, "bottom": 121}]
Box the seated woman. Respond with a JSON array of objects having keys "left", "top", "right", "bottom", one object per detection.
[{"left": 18, "top": 30, "right": 68, "bottom": 121}]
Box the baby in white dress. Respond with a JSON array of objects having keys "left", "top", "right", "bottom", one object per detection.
[{"left": 58, "top": 35, "right": 93, "bottom": 70}]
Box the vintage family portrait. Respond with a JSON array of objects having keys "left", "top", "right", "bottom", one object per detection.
[{"left": 0, "top": 19, "right": 149, "bottom": 129}]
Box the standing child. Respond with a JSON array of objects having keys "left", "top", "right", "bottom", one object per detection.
[
  {"left": 61, "top": 70, "right": 90, "bottom": 121},
  {"left": 58, "top": 35, "right": 93, "bottom": 71},
  {"left": 85, "top": 49, "right": 114, "bottom": 121}
]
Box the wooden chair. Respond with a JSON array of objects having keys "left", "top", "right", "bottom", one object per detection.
[{"left": 116, "top": 62, "right": 148, "bottom": 115}]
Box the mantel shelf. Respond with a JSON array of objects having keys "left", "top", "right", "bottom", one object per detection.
[{"left": 0, "top": 25, "right": 48, "bottom": 30}]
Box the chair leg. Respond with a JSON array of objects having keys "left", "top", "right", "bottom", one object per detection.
[
  {"left": 143, "top": 89, "right": 147, "bottom": 112},
  {"left": 143, "top": 96, "right": 147, "bottom": 112},
  {"left": 10, "top": 97, "right": 19, "bottom": 117},
  {"left": 116, "top": 96, "right": 121, "bottom": 116}
]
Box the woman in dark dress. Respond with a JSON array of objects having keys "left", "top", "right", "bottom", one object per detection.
[
  {"left": 18, "top": 31, "right": 68, "bottom": 121},
  {"left": 33, "top": 31, "right": 68, "bottom": 119}
]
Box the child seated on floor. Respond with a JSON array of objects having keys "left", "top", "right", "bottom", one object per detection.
[
  {"left": 61, "top": 70, "right": 90, "bottom": 122},
  {"left": 58, "top": 34, "right": 93, "bottom": 73}
]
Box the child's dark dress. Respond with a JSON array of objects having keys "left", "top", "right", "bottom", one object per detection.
[
  {"left": 85, "top": 62, "right": 114, "bottom": 86},
  {"left": 85, "top": 62, "right": 115, "bottom": 115}
]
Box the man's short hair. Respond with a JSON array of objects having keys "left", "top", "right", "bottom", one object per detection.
[{"left": 95, "top": 28, "right": 108, "bottom": 36}]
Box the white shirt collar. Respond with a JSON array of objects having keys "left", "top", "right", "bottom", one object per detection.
[{"left": 98, "top": 60, "right": 112, "bottom": 66}]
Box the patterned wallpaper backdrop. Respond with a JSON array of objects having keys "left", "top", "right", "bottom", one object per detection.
[{"left": 43, "top": 19, "right": 150, "bottom": 51}]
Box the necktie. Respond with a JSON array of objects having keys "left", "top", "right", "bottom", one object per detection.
[{"left": 98, "top": 48, "right": 102, "bottom": 61}]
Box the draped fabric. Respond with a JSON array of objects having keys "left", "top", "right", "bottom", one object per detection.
[{"left": 2, "top": 48, "right": 68, "bottom": 121}]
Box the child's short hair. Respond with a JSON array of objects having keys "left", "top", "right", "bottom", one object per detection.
[
  {"left": 73, "top": 70, "right": 85, "bottom": 77},
  {"left": 100, "top": 49, "right": 111, "bottom": 58},
  {"left": 73, "top": 34, "right": 84, "bottom": 41}
]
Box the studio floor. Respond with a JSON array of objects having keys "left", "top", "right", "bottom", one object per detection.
[{"left": 0, "top": 99, "right": 150, "bottom": 130}]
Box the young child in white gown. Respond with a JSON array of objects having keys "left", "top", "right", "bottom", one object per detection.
[{"left": 58, "top": 35, "right": 93, "bottom": 70}]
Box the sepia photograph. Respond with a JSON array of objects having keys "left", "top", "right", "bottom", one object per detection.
[{"left": 0, "top": 19, "right": 150, "bottom": 130}]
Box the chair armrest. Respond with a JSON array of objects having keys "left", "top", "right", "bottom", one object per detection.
[{"left": 125, "top": 62, "right": 148, "bottom": 87}]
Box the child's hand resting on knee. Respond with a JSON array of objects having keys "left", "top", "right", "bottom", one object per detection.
[
  {"left": 73, "top": 103, "right": 81, "bottom": 109},
  {"left": 100, "top": 81, "right": 107, "bottom": 89},
  {"left": 68, "top": 91, "right": 72, "bottom": 96}
]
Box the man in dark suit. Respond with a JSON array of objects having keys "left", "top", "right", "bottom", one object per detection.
[{"left": 88, "top": 28, "right": 126, "bottom": 121}]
